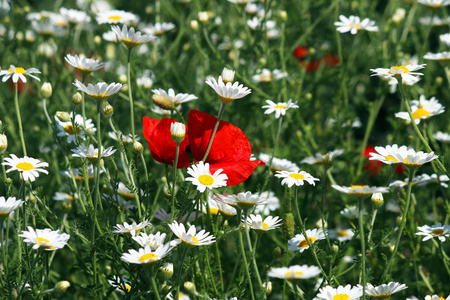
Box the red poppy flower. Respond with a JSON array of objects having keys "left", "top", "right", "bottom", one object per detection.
[
  {"left": 299, "top": 60, "right": 319, "bottom": 72},
  {"left": 188, "top": 110, "right": 265, "bottom": 186},
  {"left": 322, "top": 54, "right": 339, "bottom": 67},
  {"left": 293, "top": 46, "right": 309, "bottom": 59},
  {"left": 9, "top": 80, "right": 23, "bottom": 93},
  {"left": 142, "top": 117, "right": 191, "bottom": 169}
]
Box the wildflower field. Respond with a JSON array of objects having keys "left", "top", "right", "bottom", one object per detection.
[{"left": 2, "top": 0, "right": 450, "bottom": 299}]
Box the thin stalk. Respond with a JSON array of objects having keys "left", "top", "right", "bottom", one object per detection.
[
  {"left": 243, "top": 210, "right": 264, "bottom": 297},
  {"left": 367, "top": 209, "right": 378, "bottom": 246},
  {"left": 358, "top": 197, "right": 366, "bottom": 299},
  {"left": 42, "top": 98, "right": 52, "bottom": 125},
  {"left": 320, "top": 168, "right": 332, "bottom": 249},
  {"left": 14, "top": 83, "right": 27, "bottom": 156},
  {"left": 202, "top": 102, "right": 227, "bottom": 162},
  {"left": 127, "top": 48, "right": 136, "bottom": 144},
  {"left": 0, "top": 222, "right": 5, "bottom": 286},
  {"left": 81, "top": 75, "right": 86, "bottom": 129},
  {"left": 151, "top": 267, "right": 162, "bottom": 300},
  {"left": 382, "top": 168, "right": 416, "bottom": 281},
  {"left": 175, "top": 248, "right": 188, "bottom": 300},
  {"left": 438, "top": 240, "right": 450, "bottom": 279},
  {"left": 17, "top": 250, "right": 40, "bottom": 299},
  {"left": 171, "top": 142, "right": 181, "bottom": 216},
  {"left": 238, "top": 224, "right": 256, "bottom": 300}
]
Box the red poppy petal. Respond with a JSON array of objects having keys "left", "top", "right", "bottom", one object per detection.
[
  {"left": 142, "top": 116, "right": 190, "bottom": 168},
  {"left": 293, "top": 46, "right": 309, "bottom": 59},
  {"left": 209, "top": 160, "right": 265, "bottom": 186},
  {"left": 188, "top": 110, "right": 252, "bottom": 163}
]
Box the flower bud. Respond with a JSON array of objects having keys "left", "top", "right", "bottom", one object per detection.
[
  {"left": 170, "top": 122, "right": 186, "bottom": 144},
  {"left": 152, "top": 94, "right": 175, "bottom": 110},
  {"left": 436, "top": 76, "right": 443, "bottom": 85},
  {"left": 282, "top": 213, "right": 295, "bottom": 239},
  {"left": 41, "top": 82, "right": 52, "bottom": 98},
  {"left": 161, "top": 263, "right": 174, "bottom": 279},
  {"left": 94, "top": 35, "right": 101, "bottom": 45},
  {"left": 0, "top": 134, "right": 7, "bottom": 154},
  {"left": 279, "top": 11, "right": 287, "bottom": 21},
  {"left": 371, "top": 193, "right": 384, "bottom": 208},
  {"left": 184, "top": 281, "right": 196, "bottom": 293},
  {"left": 119, "top": 74, "right": 127, "bottom": 84},
  {"left": 263, "top": 281, "right": 272, "bottom": 294},
  {"left": 16, "top": 31, "right": 24, "bottom": 41},
  {"left": 190, "top": 20, "right": 199, "bottom": 31},
  {"left": 72, "top": 92, "right": 82, "bottom": 105},
  {"left": 198, "top": 11, "right": 209, "bottom": 24},
  {"left": 101, "top": 101, "right": 114, "bottom": 118},
  {"left": 56, "top": 111, "right": 71, "bottom": 122},
  {"left": 331, "top": 244, "right": 339, "bottom": 254},
  {"left": 133, "top": 141, "right": 143, "bottom": 153},
  {"left": 273, "top": 246, "right": 282, "bottom": 257},
  {"left": 221, "top": 67, "right": 235, "bottom": 84},
  {"left": 53, "top": 281, "right": 71, "bottom": 294},
  {"left": 322, "top": 154, "right": 333, "bottom": 169}
]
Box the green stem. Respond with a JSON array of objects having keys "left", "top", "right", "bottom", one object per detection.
[
  {"left": 243, "top": 210, "right": 264, "bottom": 297},
  {"left": 238, "top": 224, "right": 256, "bottom": 300},
  {"left": 127, "top": 48, "right": 136, "bottom": 144},
  {"left": 438, "top": 240, "right": 450, "bottom": 279},
  {"left": 175, "top": 248, "right": 188, "bottom": 300},
  {"left": 14, "top": 83, "right": 27, "bottom": 156},
  {"left": 171, "top": 143, "right": 181, "bottom": 217},
  {"left": 81, "top": 75, "right": 86, "bottom": 129},
  {"left": 42, "top": 98, "right": 52, "bottom": 125},
  {"left": 17, "top": 250, "right": 40, "bottom": 299},
  {"left": 382, "top": 168, "right": 416, "bottom": 281},
  {"left": 367, "top": 209, "right": 378, "bottom": 246},
  {"left": 320, "top": 169, "right": 332, "bottom": 250},
  {"left": 202, "top": 102, "right": 227, "bottom": 162},
  {"left": 358, "top": 197, "right": 366, "bottom": 299},
  {"left": 150, "top": 271, "right": 162, "bottom": 300}
]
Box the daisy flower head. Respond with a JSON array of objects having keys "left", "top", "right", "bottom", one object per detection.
[
  {"left": 369, "top": 144, "right": 409, "bottom": 165},
  {"left": 316, "top": 284, "right": 362, "bottom": 300},
  {"left": 71, "top": 144, "right": 117, "bottom": 162},
  {"left": 424, "top": 51, "right": 450, "bottom": 64},
  {"left": 370, "top": 63, "right": 426, "bottom": 82},
  {"left": 228, "top": 0, "right": 256, "bottom": 5},
  {"left": 416, "top": 223, "right": 450, "bottom": 242},
  {"left": 153, "top": 208, "right": 200, "bottom": 223},
  {"left": 0, "top": 196, "right": 24, "bottom": 219},
  {"left": 0, "top": 65, "right": 41, "bottom": 83},
  {"left": 267, "top": 265, "right": 321, "bottom": 281},
  {"left": 332, "top": 184, "right": 389, "bottom": 196},
  {"left": 334, "top": 15, "right": 378, "bottom": 35},
  {"left": 59, "top": 8, "right": 91, "bottom": 25},
  {"left": 395, "top": 95, "right": 445, "bottom": 124},
  {"left": 252, "top": 191, "right": 280, "bottom": 215},
  {"left": 258, "top": 153, "right": 299, "bottom": 171},
  {"left": 440, "top": 33, "right": 450, "bottom": 46},
  {"left": 381, "top": 147, "right": 438, "bottom": 168},
  {"left": 65, "top": 54, "right": 106, "bottom": 75},
  {"left": 275, "top": 170, "right": 320, "bottom": 188},
  {"left": 340, "top": 206, "right": 366, "bottom": 219},
  {"left": 73, "top": 79, "right": 124, "bottom": 102},
  {"left": 205, "top": 75, "right": 251, "bottom": 104},
  {"left": 113, "top": 219, "right": 151, "bottom": 237},
  {"left": 388, "top": 75, "right": 420, "bottom": 93},
  {"left": 19, "top": 226, "right": 70, "bottom": 251},
  {"left": 185, "top": 161, "right": 228, "bottom": 193},
  {"left": 121, "top": 243, "right": 172, "bottom": 265},
  {"left": 328, "top": 228, "right": 354, "bottom": 242},
  {"left": 365, "top": 282, "right": 408, "bottom": 299},
  {"left": 55, "top": 112, "right": 95, "bottom": 143},
  {"left": 111, "top": 25, "right": 156, "bottom": 48},
  {"left": 301, "top": 149, "right": 344, "bottom": 164},
  {"left": 2, "top": 154, "right": 49, "bottom": 182},
  {"left": 288, "top": 228, "right": 326, "bottom": 252},
  {"left": 141, "top": 22, "right": 176, "bottom": 36},
  {"left": 103, "top": 30, "right": 118, "bottom": 42},
  {"left": 244, "top": 214, "right": 282, "bottom": 231},
  {"left": 252, "top": 68, "right": 288, "bottom": 82},
  {"left": 262, "top": 99, "right": 299, "bottom": 119},
  {"left": 425, "top": 296, "right": 450, "bottom": 300},
  {"left": 168, "top": 221, "right": 215, "bottom": 247},
  {"left": 417, "top": 0, "right": 450, "bottom": 8},
  {"left": 61, "top": 165, "right": 95, "bottom": 181},
  {"left": 419, "top": 15, "right": 450, "bottom": 26},
  {"left": 434, "top": 131, "right": 450, "bottom": 143},
  {"left": 108, "top": 131, "right": 139, "bottom": 144},
  {"left": 152, "top": 88, "right": 198, "bottom": 108},
  {"left": 96, "top": 10, "right": 138, "bottom": 25},
  {"left": 235, "top": 191, "right": 269, "bottom": 210},
  {"left": 132, "top": 231, "right": 168, "bottom": 250}
]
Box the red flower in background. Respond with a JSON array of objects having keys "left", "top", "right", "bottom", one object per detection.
[
  {"left": 363, "top": 146, "right": 405, "bottom": 177},
  {"left": 143, "top": 110, "right": 265, "bottom": 186},
  {"left": 293, "top": 45, "right": 340, "bottom": 73},
  {"left": 293, "top": 46, "right": 309, "bottom": 59},
  {"left": 9, "top": 80, "right": 23, "bottom": 93}
]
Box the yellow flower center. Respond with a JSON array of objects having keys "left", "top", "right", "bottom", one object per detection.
[
  {"left": 431, "top": 229, "right": 444, "bottom": 236},
  {"left": 108, "top": 15, "right": 122, "bottom": 21},
  {"left": 182, "top": 235, "right": 199, "bottom": 245},
  {"left": 351, "top": 185, "right": 368, "bottom": 190},
  {"left": 8, "top": 67, "right": 25, "bottom": 74},
  {"left": 16, "top": 162, "right": 35, "bottom": 171},
  {"left": 36, "top": 237, "right": 55, "bottom": 249},
  {"left": 289, "top": 173, "right": 305, "bottom": 180},
  {"left": 64, "top": 124, "right": 82, "bottom": 135},
  {"left": 299, "top": 237, "right": 316, "bottom": 248},
  {"left": 262, "top": 222, "right": 269, "bottom": 229},
  {"left": 285, "top": 271, "right": 304, "bottom": 277},
  {"left": 372, "top": 294, "right": 392, "bottom": 298},
  {"left": 412, "top": 107, "right": 430, "bottom": 119},
  {"left": 198, "top": 174, "right": 215, "bottom": 186},
  {"left": 118, "top": 284, "right": 131, "bottom": 293},
  {"left": 260, "top": 74, "right": 273, "bottom": 81},
  {"left": 390, "top": 65, "right": 410, "bottom": 73},
  {"left": 138, "top": 253, "right": 158, "bottom": 262},
  {"left": 385, "top": 155, "right": 399, "bottom": 162},
  {"left": 274, "top": 105, "right": 287, "bottom": 109},
  {"left": 210, "top": 208, "right": 219, "bottom": 214},
  {"left": 337, "top": 230, "right": 349, "bottom": 236},
  {"left": 333, "top": 294, "right": 350, "bottom": 300},
  {"left": 118, "top": 191, "right": 135, "bottom": 199}
]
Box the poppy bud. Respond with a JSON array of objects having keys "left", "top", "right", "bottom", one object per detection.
[
  {"left": 170, "top": 122, "right": 186, "bottom": 144},
  {"left": 152, "top": 94, "right": 175, "bottom": 110}
]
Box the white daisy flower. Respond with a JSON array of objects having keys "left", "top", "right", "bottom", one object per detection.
[
  {"left": 0, "top": 65, "right": 41, "bottom": 83},
  {"left": 332, "top": 185, "right": 389, "bottom": 196},
  {"left": 205, "top": 76, "right": 251, "bottom": 104},
  {"left": 167, "top": 292, "right": 190, "bottom": 300},
  {"left": 65, "top": 54, "right": 106, "bottom": 75},
  {"left": 53, "top": 192, "right": 75, "bottom": 201},
  {"left": 424, "top": 51, "right": 450, "bottom": 62},
  {"left": 141, "top": 22, "right": 175, "bottom": 36},
  {"left": 2, "top": 154, "right": 49, "bottom": 182},
  {"left": 96, "top": 10, "right": 138, "bottom": 25},
  {"left": 201, "top": 198, "right": 236, "bottom": 216},
  {"left": 243, "top": 214, "right": 282, "bottom": 231},
  {"left": 417, "top": 0, "right": 450, "bottom": 8},
  {"left": 136, "top": 69, "right": 155, "bottom": 90},
  {"left": 267, "top": 265, "right": 321, "bottom": 281},
  {"left": 117, "top": 182, "right": 143, "bottom": 199},
  {"left": 19, "top": 226, "right": 70, "bottom": 251},
  {"left": 425, "top": 295, "right": 450, "bottom": 300},
  {"left": 419, "top": 16, "right": 450, "bottom": 26},
  {"left": 383, "top": 147, "right": 438, "bottom": 168},
  {"left": 60, "top": 165, "right": 95, "bottom": 181},
  {"left": 328, "top": 228, "right": 354, "bottom": 242},
  {"left": 113, "top": 219, "right": 151, "bottom": 237},
  {"left": 416, "top": 223, "right": 450, "bottom": 242},
  {"left": 55, "top": 112, "right": 95, "bottom": 143},
  {"left": 228, "top": 0, "right": 256, "bottom": 5},
  {"left": 262, "top": 99, "right": 299, "bottom": 119},
  {"left": 434, "top": 131, "right": 450, "bottom": 143},
  {"left": 258, "top": 153, "right": 299, "bottom": 171},
  {"left": 103, "top": 30, "right": 118, "bottom": 42},
  {"left": 388, "top": 75, "right": 420, "bottom": 94},
  {"left": 132, "top": 231, "right": 169, "bottom": 250},
  {"left": 73, "top": 79, "right": 124, "bottom": 102},
  {"left": 370, "top": 63, "right": 426, "bottom": 82},
  {"left": 316, "top": 285, "right": 362, "bottom": 300},
  {"left": 364, "top": 282, "right": 408, "bottom": 298},
  {"left": 111, "top": 25, "right": 156, "bottom": 48},
  {"left": 288, "top": 228, "right": 326, "bottom": 252},
  {"left": 71, "top": 144, "right": 117, "bottom": 161},
  {"left": 152, "top": 88, "right": 198, "bottom": 106},
  {"left": 340, "top": 206, "right": 366, "bottom": 219},
  {"left": 185, "top": 161, "right": 228, "bottom": 193},
  {"left": 31, "top": 21, "right": 66, "bottom": 37},
  {"left": 151, "top": 105, "right": 182, "bottom": 117},
  {"left": 59, "top": 7, "right": 91, "bottom": 24},
  {"left": 275, "top": 170, "right": 320, "bottom": 188},
  {"left": 252, "top": 191, "right": 280, "bottom": 215},
  {"left": 369, "top": 144, "right": 409, "bottom": 165},
  {"left": 0, "top": 196, "right": 24, "bottom": 218},
  {"left": 108, "top": 275, "right": 132, "bottom": 295},
  {"left": 334, "top": 15, "right": 378, "bottom": 35},
  {"left": 168, "top": 221, "right": 215, "bottom": 247},
  {"left": 395, "top": 95, "right": 445, "bottom": 124},
  {"left": 413, "top": 173, "right": 450, "bottom": 188},
  {"left": 440, "top": 33, "right": 450, "bottom": 46},
  {"left": 108, "top": 131, "right": 139, "bottom": 144},
  {"left": 121, "top": 243, "right": 172, "bottom": 265},
  {"left": 301, "top": 149, "right": 344, "bottom": 164},
  {"left": 252, "top": 68, "right": 287, "bottom": 82},
  {"left": 153, "top": 208, "right": 200, "bottom": 223}
]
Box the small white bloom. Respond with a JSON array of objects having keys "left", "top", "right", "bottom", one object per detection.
[
  {"left": 259, "top": 153, "right": 299, "bottom": 172},
  {"left": 55, "top": 112, "right": 96, "bottom": 143},
  {"left": 332, "top": 184, "right": 389, "bottom": 196},
  {"left": 168, "top": 221, "right": 215, "bottom": 246},
  {"left": 0, "top": 196, "right": 24, "bottom": 217},
  {"left": 364, "top": 282, "right": 408, "bottom": 298},
  {"left": 417, "top": 0, "right": 450, "bottom": 8},
  {"left": 152, "top": 88, "right": 197, "bottom": 106},
  {"left": 328, "top": 228, "right": 354, "bottom": 242},
  {"left": 121, "top": 243, "right": 172, "bottom": 264},
  {"left": 19, "top": 226, "right": 70, "bottom": 251},
  {"left": 113, "top": 219, "right": 151, "bottom": 237},
  {"left": 0, "top": 65, "right": 41, "bottom": 83},
  {"left": 2, "top": 154, "right": 49, "bottom": 182},
  {"left": 262, "top": 99, "right": 299, "bottom": 119},
  {"left": 334, "top": 15, "right": 378, "bottom": 34},
  {"left": 65, "top": 54, "right": 106, "bottom": 75},
  {"left": 275, "top": 170, "right": 319, "bottom": 187},
  {"left": 301, "top": 149, "right": 344, "bottom": 164},
  {"left": 288, "top": 228, "right": 326, "bottom": 252},
  {"left": 434, "top": 131, "right": 450, "bottom": 143},
  {"left": 71, "top": 144, "right": 117, "bottom": 161},
  {"left": 424, "top": 51, "right": 450, "bottom": 62},
  {"left": 252, "top": 68, "right": 287, "bottom": 82},
  {"left": 73, "top": 79, "right": 124, "bottom": 102},
  {"left": 132, "top": 231, "right": 168, "bottom": 250},
  {"left": 205, "top": 76, "right": 251, "bottom": 104},
  {"left": 141, "top": 22, "right": 175, "bottom": 36},
  {"left": 243, "top": 214, "right": 282, "bottom": 231},
  {"left": 440, "top": 33, "right": 450, "bottom": 46},
  {"left": 267, "top": 265, "right": 321, "bottom": 281},
  {"left": 111, "top": 24, "right": 156, "bottom": 48},
  {"left": 96, "top": 10, "right": 138, "bottom": 25},
  {"left": 370, "top": 64, "right": 426, "bottom": 82},
  {"left": 395, "top": 95, "right": 445, "bottom": 124},
  {"left": 185, "top": 161, "right": 228, "bottom": 193},
  {"left": 416, "top": 223, "right": 450, "bottom": 242},
  {"left": 316, "top": 285, "right": 362, "bottom": 300}
]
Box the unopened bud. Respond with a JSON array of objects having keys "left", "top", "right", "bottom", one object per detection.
[
  {"left": 94, "top": 35, "right": 101, "bottom": 45},
  {"left": 436, "top": 76, "right": 443, "bottom": 85},
  {"left": 190, "top": 20, "right": 199, "bottom": 31},
  {"left": 16, "top": 31, "right": 24, "bottom": 41},
  {"left": 133, "top": 141, "right": 143, "bottom": 153},
  {"left": 198, "top": 11, "right": 209, "bottom": 24},
  {"left": 28, "top": 193, "right": 37, "bottom": 204},
  {"left": 72, "top": 92, "right": 82, "bottom": 105},
  {"left": 240, "top": 222, "right": 248, "bottom": 232},
  {"left": 56, "top": 111, "right": 71, "bottom": 122},
  {"left": 41, "top": 82, "right": 52, "bottom": 98},
  {"left": 101, "top": 101, "right": 114, "bottom": 118},
  {"left": 306, "top": 93, "right": 313, "bottom": 100},
  {"left": 282, "top": 213, "right": 295, "bottom": 239},
  {"left": 221, "top": 67, "right": 235, "bottom": 83},
  {"left": 0, "top": 134, "right": 7, "bottom": 154},
  {"left": 170, "top": 122, "right": 186, "bottom": 144},
  {"left": 279, "top": 11, "right": 287, "bottom": 21},
  {"left": 54, "top": 281, "right": 71, "bottom": 293},
  {"left": 119, "top": 74, "right": 127, "bottom": 84},
  {"left": 371, "top": 193, "right": 384, "bottom": 208},
  {"left": 263, "top": 281, "right": 272, "bottom": 294},
  {"left": 331, "top": 244, "right": 339, "bottom": 254},
  {"left": 322, "top": 154, "right": 333, "bottom": 169},
  {"left": 152, "top": 94, "right": 175, "bottom": 110},
  {"left": 184, "top": 281, "right": 196, "bottom": 293},
  {"left": 161, "top": 263, "right": 174, "bottom": 279},
  {"left": 273, "top": 246, "right": 282, "bottom": 257}
]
